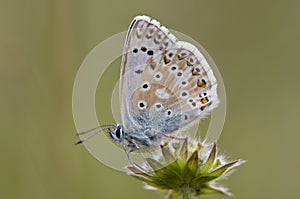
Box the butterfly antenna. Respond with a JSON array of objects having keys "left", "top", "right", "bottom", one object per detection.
[
  {"left": 74, "top": 130, "right": 104, "bottom": 145},
  {"left": 76, "top": 125, "right": 114, "bottom": 135},
  {"left": 74, "top": 125, "right": 114, "bottom": 145}
]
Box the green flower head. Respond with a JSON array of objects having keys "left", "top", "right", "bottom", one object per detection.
[{"left": 128, "top": 139, "right": 245, "bottom": 199}]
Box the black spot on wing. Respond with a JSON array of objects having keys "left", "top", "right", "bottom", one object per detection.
[{"left": 135, "top": 69, "right": 143, "bottom": 74}]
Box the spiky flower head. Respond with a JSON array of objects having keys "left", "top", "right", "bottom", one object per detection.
[{"left": 128, "top": 139, "right": 244, "bottom": 199}]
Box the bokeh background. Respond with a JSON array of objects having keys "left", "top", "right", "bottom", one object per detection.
[{"left": 1, "top": 0, "right": 299, "bottom": 199}]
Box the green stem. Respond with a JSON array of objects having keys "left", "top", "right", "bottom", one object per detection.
[{"left": 181, "top": 184, "right": 193, "bottom": 199}]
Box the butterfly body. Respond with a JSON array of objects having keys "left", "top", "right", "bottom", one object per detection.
[
  {"left": 109, "top": 124, "right": 161, "bottom": 149},
  {"left": 109, "top": 106, "right": 182, "bottom": 149},
  {"left": 76, "top": 15, "right": 219, "bottom": 151}
]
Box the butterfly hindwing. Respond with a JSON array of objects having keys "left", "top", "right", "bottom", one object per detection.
[{"left": 121, "top": 15, "right": 218, "bottom": 135}]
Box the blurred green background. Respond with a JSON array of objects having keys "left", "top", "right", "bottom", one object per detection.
[{"left": 1, "top": 0, "right": 300, "bottom": 199}]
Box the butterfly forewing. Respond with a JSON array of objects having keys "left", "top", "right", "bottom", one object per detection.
[{"left": 120, "top": 16, "right": 177, "bottom": 128}]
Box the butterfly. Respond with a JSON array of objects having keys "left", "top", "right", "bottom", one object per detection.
[{"left": 75, "top": 15, "right": 219, "bottom": 153}]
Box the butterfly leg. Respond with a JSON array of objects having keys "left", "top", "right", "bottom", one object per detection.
[
  {"left": 123, "top": 140, "right": 157, "bottom": 169},
  {"left": 123, "top": 140, "right": 145, "bottom": 165},
  {"left": 123, "top": 144, "right": 135, "bottom": 165},
  {"left": 129, "top": 139, "right": 152, "bottom": 166}
]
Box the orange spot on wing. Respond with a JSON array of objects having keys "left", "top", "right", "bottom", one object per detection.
[
  {"left": 178, "top": 55, "right": 184, "bottom": 60},
  {"left": 201, "top": 98, "right": 208, "bottom": 104},
  {"left": 163, "top": 55, "right": 170, "bottom": 64},
  {"left": 191, "top": 68, "right": 200, "bottom": 75},
  {"left": 187, "top": 60, "right": 194, "bottom": 66},
  {"left": 197, "top": 79, "right": 207, "bottom": 88}
]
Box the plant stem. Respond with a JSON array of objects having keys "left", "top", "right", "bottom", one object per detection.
[{"left": 181, "top": 185, "right": 193, "bottom": 199}]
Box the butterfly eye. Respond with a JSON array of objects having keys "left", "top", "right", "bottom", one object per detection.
[
  {"left": 115, "top": 127, "right": 123, "bottom": 139},
  {"left": 109, "top": 125, "right": 124, "bottom": 142}
]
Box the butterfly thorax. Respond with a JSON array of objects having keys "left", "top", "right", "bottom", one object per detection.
[
  {"left": 124, "top": 128, "right": 160, "bottom": 149},
  {"left": 108, "top": 110, "right": 183, "bottom": 150},
  {"left": 108, "top": 123, "right": 161, "bottom": 149}
]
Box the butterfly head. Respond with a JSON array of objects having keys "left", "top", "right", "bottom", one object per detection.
[{"left": 108, "top": 124, "right": 125, "bottom": 143}]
